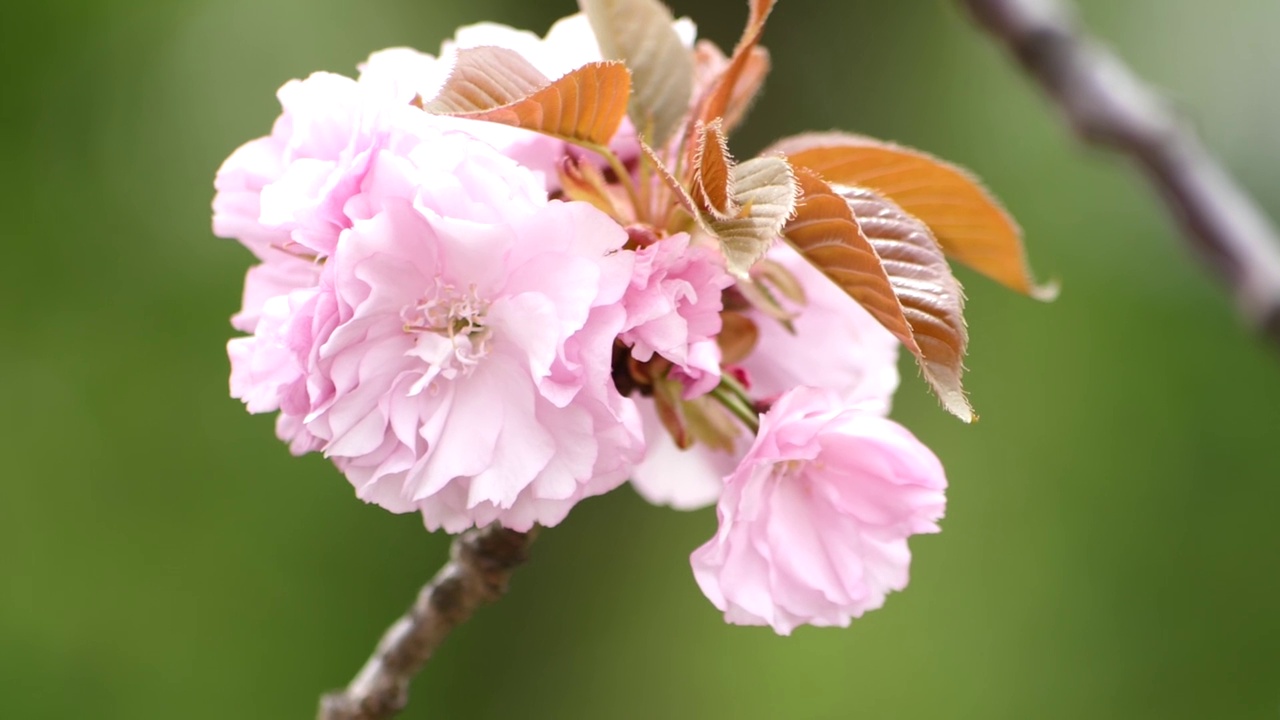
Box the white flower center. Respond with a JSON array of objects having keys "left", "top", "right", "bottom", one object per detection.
[{"left": 402, "top": 278, "right": 493, "bottom": 393}]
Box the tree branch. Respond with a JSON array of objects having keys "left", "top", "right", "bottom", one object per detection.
[
  {"left": 318, "top": 524, "right": 539, "bottom": 720},
  {"left": 957, "top": 0, "right": 1280, "bottom": 342}
]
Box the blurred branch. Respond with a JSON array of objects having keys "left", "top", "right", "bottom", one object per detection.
[
  {"left": 318, "top": 524, "right": 538, "bottom": 720},
  {"left": 958, "top": 0, "right": 1280, "bottom": 343}
]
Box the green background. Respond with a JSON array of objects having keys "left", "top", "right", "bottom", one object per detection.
[{"left": 3, "top": 0, "right": 1279, "bottom": 717}]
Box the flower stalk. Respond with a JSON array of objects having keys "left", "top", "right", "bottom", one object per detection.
[{"left": 710, "top": 378, "right": 760, "bottom": 434}]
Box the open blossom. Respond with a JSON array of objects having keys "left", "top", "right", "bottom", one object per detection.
[
  {"left": 214, "top": 15, "right": 635, "bottom": 347},
  {"left": 226, "top": 103, "right": 643, "bottom": 531},
  {"left": 212, "top": 72, "right": 418, "bottom": 262},
  {"left": 214, "top": 15, "right": 716, "bottom": 522},
  {"left": 620, "top": 233, "right": 732, "bottom": 399},
  {"left": 207, "top": 0, "right": 1032, "bottom": 648},
  {"left": 217, "top": 14, "right": 700, "bottom": 532},
  {"left": 629, "top": 243, "right": 901, "bottom": 509},
  {"left": 213, "top": 58, "right": 557, "bottom": 264},
  {"left": 691, "top": 387, "right": 947, "bottom": 635}
]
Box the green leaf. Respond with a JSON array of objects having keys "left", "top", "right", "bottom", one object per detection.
[
  {"left": 579, "top": 0, "right": 694, "bottom": 147},
  {"left": 710, "top": 155, "right": 798, "bottom": 277}
]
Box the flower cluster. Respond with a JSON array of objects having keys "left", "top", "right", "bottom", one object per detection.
[{"left": 216, "top": 2, "right": 1042, "bottom": 633}]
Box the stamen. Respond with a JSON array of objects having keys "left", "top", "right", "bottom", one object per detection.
[{"left": 401, "top": 279, "right": 493, "bottom": 387}]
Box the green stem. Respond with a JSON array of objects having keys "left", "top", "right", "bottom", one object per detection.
[
  {"left": 719, "top": 373, "right": 757, "bottom": 413},
  {"left": 710, "top": 381, "right": 760, "bottom": 434}
]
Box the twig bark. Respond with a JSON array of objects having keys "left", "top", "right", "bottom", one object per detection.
[
  {"left": 957, "top": 0, "right": 1280, "bottom": 342},
  {"left": 318, "top": 524, "right": 539, "bottom": 720}
]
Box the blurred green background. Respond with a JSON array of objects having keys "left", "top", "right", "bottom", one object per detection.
[{"left": 3, "top": 0, "right": 1279, "bottom": 717}]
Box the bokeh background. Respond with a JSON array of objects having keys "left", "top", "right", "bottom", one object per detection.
[{"left": 4, "top": 0, "right": 1280, "bottom": 717}]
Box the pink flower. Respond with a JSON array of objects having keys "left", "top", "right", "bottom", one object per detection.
[
  {"left": 691, "top": 387, "right": 946, "bottom": 634},
  {"left": 213, "top": 72, "right": 392, "bottom": 260},
  {"left": 214, "top": 11, "right": 699, "bottom": 260},
  {"left": 628, "top": 243, "right": 901, "bottom": 509},
  {"left": 215, "top": 14, "right": 619, "bottom": 263},
  {"left": 228, "top": 116, "right": 644, "bottom": 532},
  {"left": 620, "top": 234, "right": 732, "bottom": 398},
  {"left": 212, "top": 68, "right": 565, "bottom": 262}
]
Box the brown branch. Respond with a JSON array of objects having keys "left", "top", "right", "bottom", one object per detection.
[
  {"left": 318, "top": 524, "right": 539, "bottom": 720},
  {"left": 957, "top": 0, "right": 1280, "bottom": 342}
]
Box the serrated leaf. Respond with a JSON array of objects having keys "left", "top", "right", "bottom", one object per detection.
[
  {"left": 747, "top": 0, "right": 776, "bottom": 28},
  {"left": 710, "top": 155, "right": 798, "bottom": 277},
  {"left": 693, "top": 119, "right": 738, "bottom": 219},
  {"left": 844, "top": 185, "right": 971, "bottom": 421},
  {"left": 425, "top": 47, "right": 631, "bottom": 147},
  {"left": 784, "top": 169, "right": 917, "bottom": 354},
  {"left": 423, "top": 46, "right": 548, "bottom": 112},
  {"left": 693, "top": 41, "right": 770, "bottom": 134},
  {"left": 696, "top": 0, "right": 777, "bottom": 127},
  {"left": 722, "top": 47, "right": 770, "bottom": 133},
  {"left": 783, "top": 168, "right": 972, "bottom": 422},
  {"left": 579, "top": 0, "right": 694, "bottom": 147},
  {"left": 769, "top": 132, "right": 1055, "bottom": 300}
]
